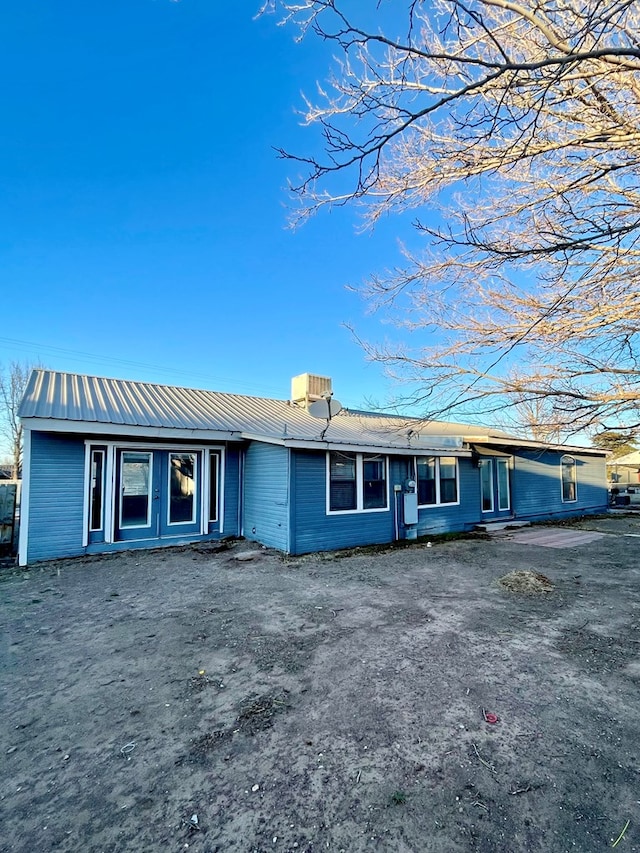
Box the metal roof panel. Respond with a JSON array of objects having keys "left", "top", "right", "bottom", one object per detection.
[{"left": 18, "top": 370, "right": 605, "bottom": 455}]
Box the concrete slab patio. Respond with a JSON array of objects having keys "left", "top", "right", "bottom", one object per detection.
[{"left": 499, "top": 527, "right": 608, "bottom": 549}]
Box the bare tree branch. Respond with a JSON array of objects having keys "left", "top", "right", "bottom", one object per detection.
[
  {"left": 267, "top": 0, "right": 640, "bottom": 435},
  {"left": 0, "top": 362, "right": 38, "bottom": 479}
]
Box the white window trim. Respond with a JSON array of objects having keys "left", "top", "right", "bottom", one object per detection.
[
  {"left": 326, "top": 452, "right": 389, "bottom": 515},
  {"left": 415, "top": 455, "right": 461, "bottom": 509},
  {"left": 561, "top": 454, "right": 578, "bottom": 503}
]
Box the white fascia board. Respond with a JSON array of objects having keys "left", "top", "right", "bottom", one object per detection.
[
  {"left": 21, "top": 418, "right": 242, "bottom": 443},
  {"left": 240, "top": 433, "right": 472, "bottom": 457}
]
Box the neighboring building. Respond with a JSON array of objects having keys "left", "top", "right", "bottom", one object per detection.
[
  {"left": 607, "top": 450, "right": 640, "bottom": 486},
  {"left": 17, "top": 370, "right": 609, "bottom": 565}
]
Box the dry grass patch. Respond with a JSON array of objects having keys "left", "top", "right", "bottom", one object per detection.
[{"left": 497, "top": 569, "right": 554, "bottom": 594}]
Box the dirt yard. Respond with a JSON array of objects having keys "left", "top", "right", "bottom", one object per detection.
[{"left": 2, "top": 515, "right": 640, "bottom": 853}]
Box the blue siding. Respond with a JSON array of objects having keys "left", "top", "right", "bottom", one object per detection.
[
  {"left": 27, "top": 432, "right": 86, "bottom": 563},
  {"left": 290, "top": 449, "right": 607, "bottom": 555},
  {"left": 416, "top": 458, "right": 481, "bottom": 536},
  {"left": 223, "top": 447, "right": 241, "bottom": 537},
  {"left": 512, "top": 450, "right": 608, "bottom": 521},
  {"left": 291, "top": 450, "right": 395, "bottom": 554},
  {"left": 26, "top": 435, "right": 244, "bottom": 564},
  {"left": 25, "top": 432, "right": 607, "bottom": 564},
  {"left": 242, "top": 442, "right": 289, "bottom": 551}
]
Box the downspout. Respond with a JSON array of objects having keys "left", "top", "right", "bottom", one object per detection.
[
  {"left": 394, "top": 488, "right": 399, "bottom": 542},
  {"left": 286, "top": 447, "right": 293, "bottom": 555}
]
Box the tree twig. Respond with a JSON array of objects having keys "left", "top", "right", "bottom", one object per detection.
[{"left": 472, "top": 742, "right": 496, "bottom": 774}]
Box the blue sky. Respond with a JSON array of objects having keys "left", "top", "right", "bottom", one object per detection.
[{"left": 1, "top": 0, "right": 417, "bottom": 412}]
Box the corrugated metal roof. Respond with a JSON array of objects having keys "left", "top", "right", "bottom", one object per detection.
[
  {"left": 18, "top": 370, "right": 605, "bottom": 455},
  {"left": 19, "top": 370, "right": 477, "bottom": 451}
]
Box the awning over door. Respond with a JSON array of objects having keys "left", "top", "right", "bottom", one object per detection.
[{"left": 471, "top": 444, "right": 513, "bottom": 458}]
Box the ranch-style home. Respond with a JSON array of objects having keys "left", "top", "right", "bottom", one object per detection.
[{"left": 18, "top": 370, "right": 609, "bottom": 565}]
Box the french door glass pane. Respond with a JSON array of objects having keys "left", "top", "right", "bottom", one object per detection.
[
  {"left": 121, "top": 452, "right": 151, "bottom": 527},
  {"left": 90, "top": 450, "right": 105, "bottom": 531},
  {"left": 497, "top": 459, "right": 510, "bottom": 510},
  {"left": 169, "top": 453, "right": 196, "bottom": 523},
  {"left": 480, "top": 460, "right": 493, "bottom": 511},
  {"left": 209, "top": 453, "right": 219, "bottom": 523}
]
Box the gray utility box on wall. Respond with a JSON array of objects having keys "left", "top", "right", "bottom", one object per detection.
[{"left": 404, "top": 491, "right": 419, "bottom": 526}]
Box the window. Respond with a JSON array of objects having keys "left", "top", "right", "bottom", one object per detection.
[
  {"left": 120, "top": 451, "right": 152, "bottom": 528},
  {"left": 417, "top": 457, "right": 436, "bottom": 505},
  {"left": 327, "top": 452, "right": 388, "bottom": 513},
  {"left": 439, "top": 457, "right": 458, "bottom": 504},
  {"left": 416, "top": 456, "right": 459, "bottom": 506},
  {"left": 209, "top": 452, "right": 219, "bottom": 523},
  {"left": 480, "top": 459, "right": 493, "bottom": 512},
  {"left": 168, "top": 453, "right": 196, "bottom": 524},
  {"left": 497, "top": 458, "right": 510, "bottom": 511},
  {"left": 363, "top": 455, "right": 386, "bottom": 509},
  {"left": 561, "top": 455, "right": 577, "bottom": 502},
  {"left": 89, "top": 449, "right": 105, "bottom": 531},
  {"left": 329, "top": 452, "right": 357, "bottom": 511}
]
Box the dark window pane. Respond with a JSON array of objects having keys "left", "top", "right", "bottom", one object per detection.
[
  {"left": 209, "top": 453, "right": 219, "bottom": 523},
  {"left": 330, "top": 453, "right": 356, "bottom": 480},
  {"left": 363, "top": 454, "right": 386, "bottom": 509},
  {"left": 330, "top": 481, "right": 357, "bottom": 511},
  {"left": 440, "top": 477, "right": 458, "bottom": 504},
  {"left": 439, "top": 458, "right": 457, "bottom": 481},
  {"left": 497, "top": 459, "right": 510, "bottom": 510},
  {"left": 480, "top": 460, "right": 493, "bottom": 511},
  {"left": 330, "top": 452, "right": 357, "bottom": 511},
  {"left": 363, "top": 459, "right": 383, "bottom": 481},
  {"left": 418, "top": 479, "right": 436, "bottom": 505},
  {"left": 439, "top": 456, "right": 458, "bottom": 504},
  {"left": 169, "top": 453, "right": 196, "bottom": 523},
  {"left": 363, "top": 481, "right": 385, "bottom": 508},
  {"left": 121, "top": 452, "right": 151, "bottom": 527},
  {"left": 561, "top": 456, "right": 576, "bottom": 502},
  {"left": 90, "top": 451, "right": 104, "bottom": 531},
  {"left": 417, "top": 457, "right": 436, "bottom": 505}
]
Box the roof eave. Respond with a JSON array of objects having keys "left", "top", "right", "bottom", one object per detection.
[
  {"left": 472, "top": 437, "right": 608, "bottom": 456},
  {"left": 241, "top": 433, "right": 472, "bottom": 456},
  {"left": 21, "top": 417, "right": 243, "bottom": 443}
]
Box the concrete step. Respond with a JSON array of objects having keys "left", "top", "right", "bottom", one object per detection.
[{"left": 475, "top": 520, "right": 531, "bottom": 533}]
